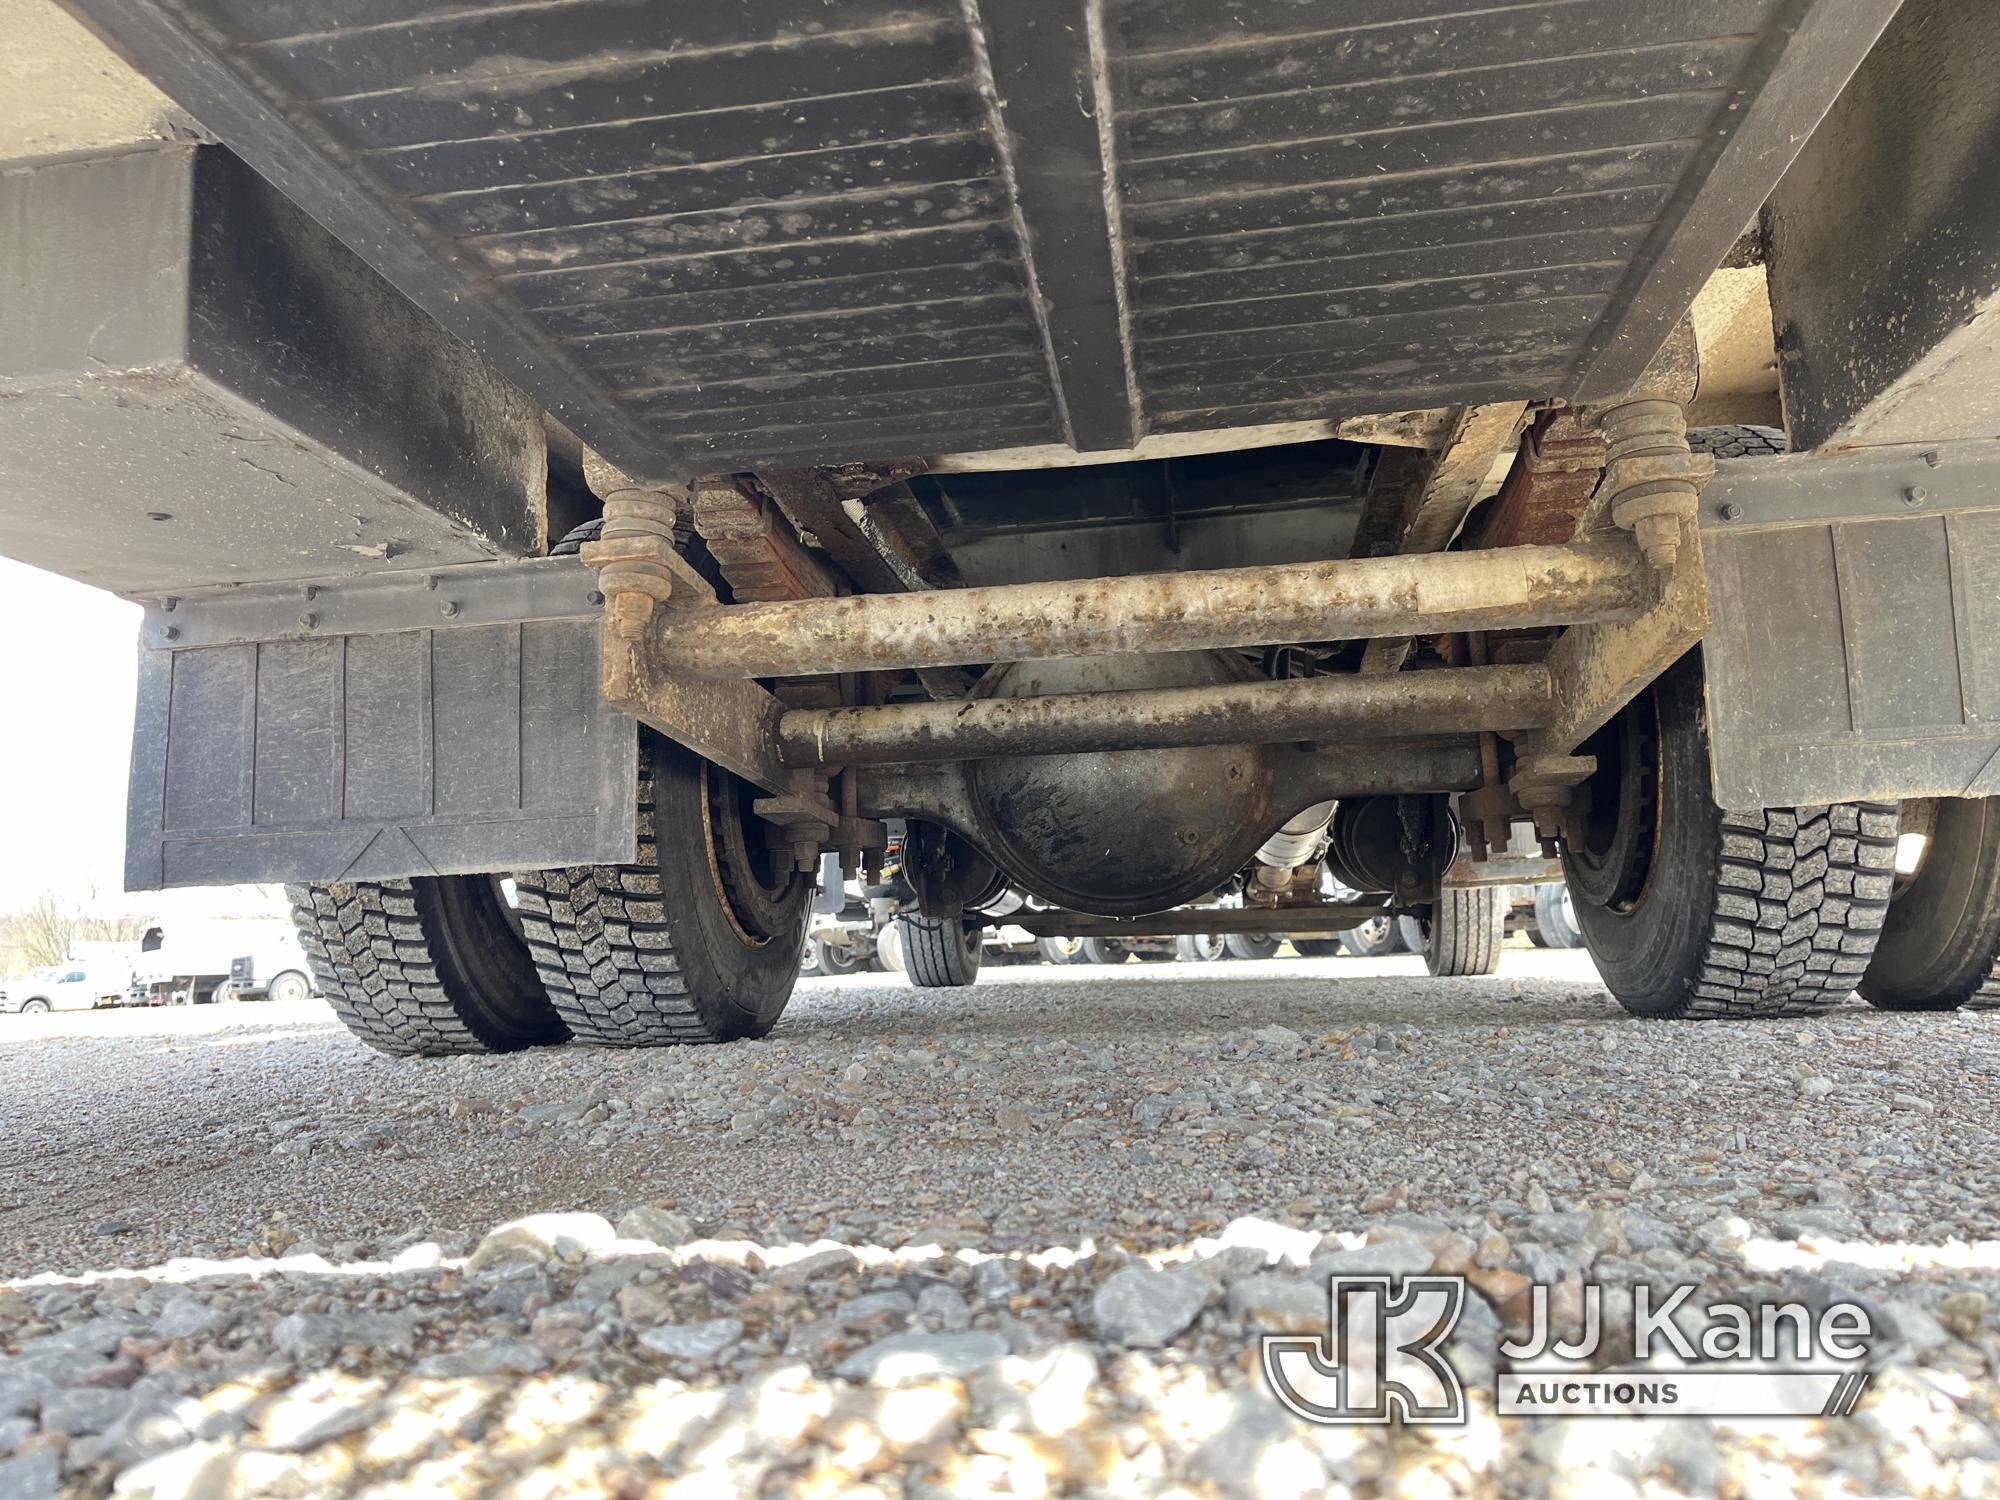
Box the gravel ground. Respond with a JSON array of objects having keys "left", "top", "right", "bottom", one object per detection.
[{"left": 2, "top": 950, "right": 1998, "bottom": 1497}]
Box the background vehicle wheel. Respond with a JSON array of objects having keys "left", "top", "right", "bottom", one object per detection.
[
  {"left": 514, "top": 734, "right": 810, "bottom": 1046},
  {"left": 1079, "top": 937, "right": 1130, "bottom": 965},
  {"left": 1860, "top": 798, "right": 2000, "bottom": 1011},
  {"left": 265, "top": 969, "right": 311, "bottom": 1004},
  {"left": 1223, "top": 933, "right": 1281, "bottom": 961},
  {"left": 810, "top": 936, "right": 867, "bottom": 977},
  {"left": 899, "top": 915, "right": 982, "bottom": 988},
  {"left": 290, "top": 878, "right": 567, "bottom": 1056},
  {"left": 872, "top": 922, "right": 906, "bottom": 973},
  {"left": 210, "top": 979, "right": 238, "bottom": 1004},
  {"left": 1038, "top": 936, "right": 1086, "bottom": 965},
  {"left": 1561, "top": 652, "right": 1898, "bottom": 1017},
  {"left": 19, "top": 998, "right": 49, "bottom": 1015},
  {"left": 1530, "top": 886, "right": 1584, "bottom": 950},
  {"left": 1174, "top": 933, "right": 1225, "bottom": 962},
  {"left": 1292, "top": 938, "right": 1345, "bottom": 957},
  {"left": 1340, "top": 914, "right": 1405, "bottom": 958},
  {"left": 1412, "top": 888, "right": 1506, "bottom": 976}
]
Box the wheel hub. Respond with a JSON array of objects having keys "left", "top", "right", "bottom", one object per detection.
[
  {"left": 1562, "top": 692, "right": 1659, "bottom": 911},
  {"left": 702, "top": 763, "right": 807, "bottom": 945}
]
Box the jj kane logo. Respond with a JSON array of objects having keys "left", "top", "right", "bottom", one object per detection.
[{"left": 1262, "top": 1276, "right": 1874, "bottom": 1423}]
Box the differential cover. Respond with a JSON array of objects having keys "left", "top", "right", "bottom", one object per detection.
[{"left": 965, "top": 653, "right": 1275, "bottom": 916}]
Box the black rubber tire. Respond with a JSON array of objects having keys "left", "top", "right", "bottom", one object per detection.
[
  {"left": 1293, "top": 938, "right": 1345, "bottom": 957},
  {"left": 289, "top": 878, "right": 568, "bottom": 1056},
  {"left": 1223, "top": 933, "right": 1282, "bottom": 961},
  {"left": 548, "top": 516, "right": 604, "bottom": 556},
  {"left": 899, "top": 914, "right": 982, "bottom": 988},
  {"left": 1416, "top": 888, "right": 1507, "bottom": 976},
  {"left": 1133, "top": 946, "right": 1176, "bottom": 963},
  {"left": 1038, "top": 936, "right": 1085, "bottom": 965},
  {"left": 1340, "top": 915, "right": 1404, "bottom": 958},
  {"left": 1531, "top": 886, "right": 1585, "bottom": 950},
  {"left": 1563, "top": 653, "right": 1898, "bottom": 1017},
  {"left": 810, "top": 936, "right": 868, "bottom": 977},
  {"left": 19, "top": 999, "right": 49, "bottom": 1015},
  {"left": 1860, "top": 798, "right": 2000, "bottom": 1011},
  {"left": 1688, "top": 424, "right": 1788, "bottom": 459},
  {"left": 1079, "top": 938, "right": 1130, "bottom": 965},
  {"left": 513, "top": 735, "right": 810, "bottom": 1046}
]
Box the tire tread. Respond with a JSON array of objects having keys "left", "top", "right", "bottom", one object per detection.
[
  {"left": 1676, "top": 803, "right": 1898, "bottom": 1017},
  {"left": 899, "top": 915, "right": 980, "bottom": 988},
  {"left": 289, "top": 881, "right": 512, "bottom": 1056}
]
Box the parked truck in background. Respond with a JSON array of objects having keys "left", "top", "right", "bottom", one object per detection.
[
  {"left": 2, "top": 0, "right": 1994, "bottom": 1055},
  {"left": 128, "top": 922, "right": 315, "bottom": 1006},
  {"left": 0, "top": 963, "right": 129, "bottom": 1015}
]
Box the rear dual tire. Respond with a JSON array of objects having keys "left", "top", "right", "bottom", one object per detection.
[
  {"left": 1562, "top": 652, "right": 1898, "bottom": 1017},
  {"left": 289, "top": 877, "right": 567, "bottom": 1057},
  {"left": 298, "top": 734, "right": 809, "bottom": 1053},
  {"left": 1860, "top": 798, "right": 2000, "bottom": 1012},
  {"left": 513, "top": 735, "right": 809, "bottom": 1045}
]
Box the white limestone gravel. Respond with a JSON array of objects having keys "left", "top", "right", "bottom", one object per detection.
[{"left": 0, "top": 950, "right": 1997, "bottom": 1497}]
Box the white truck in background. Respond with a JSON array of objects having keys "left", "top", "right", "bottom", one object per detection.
[
  {"left": 0, "top": 962, "right": 130, "bottom": 1015},
  {"left": 128, "top": 921, "right": 315, "bottom": 1006}
]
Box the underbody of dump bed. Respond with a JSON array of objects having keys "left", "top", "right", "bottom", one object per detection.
[{"left": 48, "top": 0, "right": 1898, "bottom": 478}]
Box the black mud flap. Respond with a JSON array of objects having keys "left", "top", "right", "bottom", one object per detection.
[
  {"left": 125, "top": 559, "right": 636, "bottom": 889},
  {"left": 1699, "top": 442, "right": 2000, "bottom": 808}
]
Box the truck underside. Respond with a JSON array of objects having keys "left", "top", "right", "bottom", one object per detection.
[{"left": 8, "top": 0, "right": 2000, "bottom": 1050}]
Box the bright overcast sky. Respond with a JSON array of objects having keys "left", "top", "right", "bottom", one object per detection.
[
  {"left": 0, "top": 558, "right": 141, "bottom": 909},
  {"left": 0, "top": 558, "right": 282, "bottom": 921}
]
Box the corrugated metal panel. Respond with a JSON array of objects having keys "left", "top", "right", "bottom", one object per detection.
[
  {"left": 1108, "top": 0, "right": 1773, "bottom": 429},
  {"left": 78, "top": 0, "right": 1900, "bottom": 477}
]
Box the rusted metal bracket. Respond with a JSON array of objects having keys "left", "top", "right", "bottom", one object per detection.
[
  {"left": 691, "top": 476, "right": 842, "bottom": 602},
  {"left": 1355, "top": 402, "right": 1529, "bottom": 675},
  {"left": 600, "top": 628, "right": 790, "bottom": 792},
  {"left": 1472, "top": 413, "right": 1608, "bottom": 551},
  {"left": 1511, "top": 516, "right": 1711, "bottom": 833}
]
